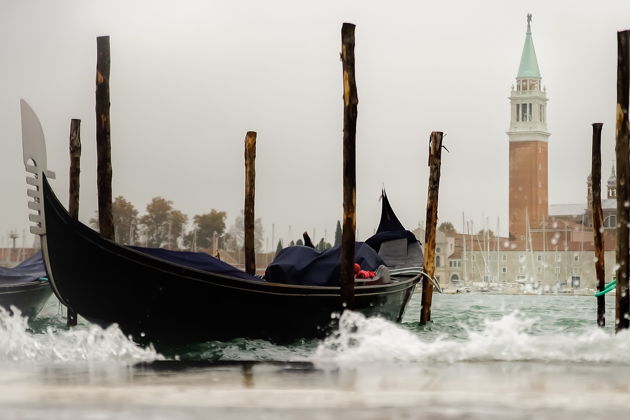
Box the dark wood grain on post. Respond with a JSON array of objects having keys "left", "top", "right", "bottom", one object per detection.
[
  {"left": 591, "top": 122, "right": 605, "bottom": 327},
  {"left": 340, "top": 23, "right": 358, "bottom": 310},
  {"left": 67, "top": 119, "right": 81, "bottom": 327},
  {"left": 615, "top": 30, "right": 630, "bottom": 332},
  {"left": 420, "top": 131, "right": 444, "bottom": 325},
  {"left": 244, "top": 131, "right": 257, "bottom": 275},
  {"left": 68, "top": 119, "right": 81, "bottom": 220},
  {"left": 96, "top": 35, "right": 114, "bottom": 240}
]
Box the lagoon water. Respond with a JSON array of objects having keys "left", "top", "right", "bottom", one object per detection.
[{"left": 1, "top": 293, "right": 630, "bottom": 419}]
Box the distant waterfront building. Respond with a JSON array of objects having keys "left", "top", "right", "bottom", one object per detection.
[
  {"left": 507, "top": 14, "right": 550, "bottom": 241},
  {"left": 0, "top": 248, "right": 38, "bottom": 268},
  {"left": 429, "top": 15, "right": 619, "bottom": 293}
]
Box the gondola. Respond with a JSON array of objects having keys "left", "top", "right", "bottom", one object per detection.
[
  {"left": 20, "top": 100, "right": 421, "bottom": 346},
  {"left": 0, "top": 251, "right": 52, "bottom": 319}
]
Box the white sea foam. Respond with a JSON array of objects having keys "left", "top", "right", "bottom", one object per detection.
[
  {"left": 0, "top": 307, "right": 162, "bottom": 363},
  {"left": 312, "top": 310, "right": 630, "bottom": 365}
]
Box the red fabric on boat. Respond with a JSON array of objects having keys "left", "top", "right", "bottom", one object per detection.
[{"left": 354, "top": 263, "right": 375, "bottom": 279}]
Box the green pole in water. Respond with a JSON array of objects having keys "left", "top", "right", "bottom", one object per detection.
[{"left": 595, "top": 280, "right": 617, "bottom": 298}]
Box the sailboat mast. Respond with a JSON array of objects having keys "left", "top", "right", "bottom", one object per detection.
[
  {"left": 462, "top": 212, "right": 467, "bottom": 283},
  {"left": 496, "top": 216, "right": 500, "bottom": 283},
  {"left": 542, "top": 216, "right": 546, "bottom": 287},
  {"left": 526, "top": 208, "right": 536, "bottom": 285}
]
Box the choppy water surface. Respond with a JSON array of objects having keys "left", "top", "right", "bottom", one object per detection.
[{"left": 1, "top": 293, "right": 630, "bottom": 419}]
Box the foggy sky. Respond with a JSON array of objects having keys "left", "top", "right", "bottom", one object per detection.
[{"left": 1, "top": 0, "right": 629, "bottom": 250}]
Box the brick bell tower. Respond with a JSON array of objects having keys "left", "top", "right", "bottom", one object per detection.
[{"left": 507, "top": 14, "right": 550, "bottom": 240}]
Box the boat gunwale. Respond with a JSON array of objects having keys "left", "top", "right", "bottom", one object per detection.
[{"left": 0, "top": 281, "right": 50, "bottom": 295}]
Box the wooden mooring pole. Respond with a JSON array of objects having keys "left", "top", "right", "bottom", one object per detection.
[
  {"left": 420, "top": 131, "right": 444, "bottom": 325},
  {"left": 340, "top": 23, "right": 358, "bottom": 310},
  {"left": 591, "top": 122, "right": 605, "bottom": 327},
  {"left": 244, "top": 131, "right": 257, "bottom": 275},
  {"left": 67, "top": 118, "right": 81, "bottom": 327},
  {"left": 615, "top": 30, "right": 630, "bottom": 332},
  {"left": 96, "top": 35, "right": 114, "bottom": 240}
]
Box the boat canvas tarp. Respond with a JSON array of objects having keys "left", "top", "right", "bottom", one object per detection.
[
  {"left": 365, "top": 190, "right": 419, "bottom": 253},
  {"left": 0, "top": 251, "right": 47, "bottom": 286},
  {"left": 130, "top": 246, "right": 259, "bottom": 282},
  {"left": 264, "top": 243, "right": 384, "bottom": 286}
]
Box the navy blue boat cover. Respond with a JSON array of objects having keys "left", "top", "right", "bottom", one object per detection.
[
  {"left": 264, "top": 243, "right": 384, "bottom": 286},
  {"left": 365, "top": 190, "right": 418, "bottom": 252},
  {"left": 263, "top": 190, "right": 420, "bottom": 286},
  {"left": 130, "top": 246, "right": 259, "bottom": 282},
  {"left": 0, "top": 251, "right": 47, "bottom": 286}
]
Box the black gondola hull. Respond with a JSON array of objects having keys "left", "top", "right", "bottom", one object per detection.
[
  {"left": 42, "top": 177, "right": 418, "bottom": 345},
  {"left": 0, "top": 281, "right": 52, "bottom": 319}
]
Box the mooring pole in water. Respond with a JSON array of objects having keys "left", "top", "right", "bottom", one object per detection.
[
  {"left": 67, "top": 118, "right": 81, "bottom": 327},
  {"left": 420, "top": 131, "right": 444, "bottom": 325},
  {"left": 96, "top": 35, "right": 114, "bottom": 241},
  {"left": 340, "top": 22, "right": 358, "bottom": 310},
  {"left": 591, "top": 123, "right": 606, "bottom": 328},
  {"left": 68, "top": 119, "right": 82, "bottom": 221},
  {"left": 339, "top": 23, "right": 359, "bottom": 309},
  {"left": 244, "top": 131, "right": 257, "bottom": 275},
  {"left": 615, "top": 30, "right": 630, "bottom": 332}
]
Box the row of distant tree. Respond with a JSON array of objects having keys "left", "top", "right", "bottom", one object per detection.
[
  {"left": 90, "top": 196, "right": 263, "bottom": 252},
  {"left": 90, "top": 196, "right": 341, "bottom": 253}
]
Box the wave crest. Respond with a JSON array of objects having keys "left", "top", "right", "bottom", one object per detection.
[
  {"left": 0, "top": 306, "right": 162, "bottom": 363},
  {"left": 312, "top": 310, "right": 630, "bottom": 365}
]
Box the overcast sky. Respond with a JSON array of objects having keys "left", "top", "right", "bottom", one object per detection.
[{"left": 1, "top": 0, "right": 629, "bottom": 250}]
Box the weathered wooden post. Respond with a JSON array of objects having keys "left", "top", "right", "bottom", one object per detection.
[
  {"left": 420, "top": 131, "right": 444, "bottom": 325},
  {"left": 68, "top": 119, "right": 81, "bottom": 221},
  {"left": 340, "top": 22, "right": 358, "bottom": 310},
  {"left": 591, "top": 122, "right": 605, "bottom": 327},
  {"left": 96, "top": 35, "right": 114, "bottom": 240},
  {"left": 244, "top": 131, "right": 257, "bottom": 275},
  {"left": 67, "top": 118, "right": 81, "bottom": 327},
  {"left": 615, "top": 30, "right": 630, "bottom": 332}
]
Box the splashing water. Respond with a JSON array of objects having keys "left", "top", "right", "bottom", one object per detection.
[
  {"left": 0, "top": 306, "right": 162, "bottom": 363},
  {"left": 312, "top": 310, "right": 630, "bottom": 366},
  {"left": 3, "top": 294, "right": 629, "bottom": 365}
]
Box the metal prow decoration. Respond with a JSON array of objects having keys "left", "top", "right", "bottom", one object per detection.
[
  {"left": 20, "top": 99, "right": 67, "bottom": 306},
  {"left": 20, "top": 99, "right": 55, "bottom": 236}
]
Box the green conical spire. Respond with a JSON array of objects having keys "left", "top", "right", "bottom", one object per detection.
[{"left": 517, "top": 14, "right": 541, "bottom": 78}]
